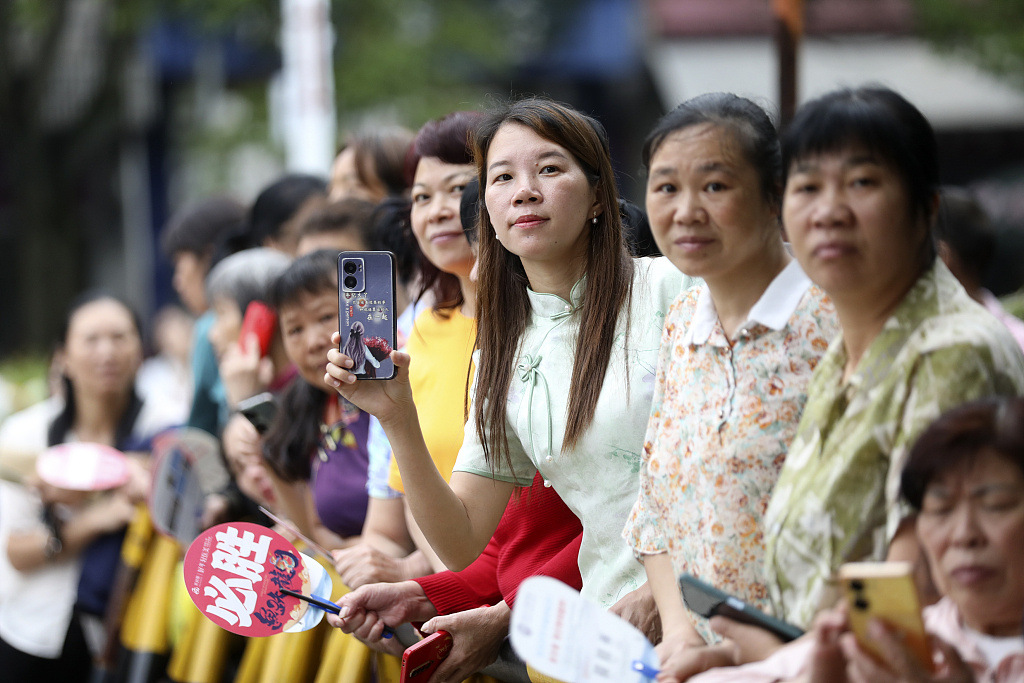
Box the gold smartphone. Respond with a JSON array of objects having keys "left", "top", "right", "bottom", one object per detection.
[{"left": 838, "top": 561, "right": 932, "bottom": 671}]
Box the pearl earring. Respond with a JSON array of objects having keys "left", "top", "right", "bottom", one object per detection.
[{"left": 592, "top": 215, "right": 598, "bottom": 225}]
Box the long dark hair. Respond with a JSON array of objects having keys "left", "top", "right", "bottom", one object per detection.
[
  {"left": 48, "top": 291, "right": 144, "bottom": 448},
  {"left": 343, "top": 321, "right": 367, "bottom": 371},
  {"left": 262, "top": 250, "right": 337, "bottom": 482},
  {"left": 471, "top": 98, "right": 633, "bottom": 473},
  {"left": 406, "top": 111, "right": 483, "bottom": 313}
]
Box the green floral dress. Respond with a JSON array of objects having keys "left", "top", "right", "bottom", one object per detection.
[{"left": 764, "top": 261, "right": 1024, "bottom": 629}]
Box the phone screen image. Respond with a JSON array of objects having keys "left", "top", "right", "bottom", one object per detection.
[{"left": 338, "top": 251, "right": 397, "bottom": 380}]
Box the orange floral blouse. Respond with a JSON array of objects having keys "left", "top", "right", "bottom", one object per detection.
[{"left": 623, "top": 260, "right": 838, "bottom": 642}]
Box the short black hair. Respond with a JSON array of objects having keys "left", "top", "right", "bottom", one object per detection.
[
  {"left": 782, "top": 86, "right": 939, "bottom": 227},
  {"left": 901, "top": 397, "right": 1024, "bottom": 511},
  {"left": 160, "top": 196, "right": 246, "bottom": 258},
  {"left": 935, "top": 186, "right": 995, "bottom": 280},
  {"left": 249, "top": 174, "right": 328, "bottom": 245},
  {"left": 643, "top": 92, "right": 782, "bottom": 212},
  {"left": 269, "top": 249, "right": 338, "bottom": 312},
  {"left": 297, "top": 197, "right": 376, "bottom": 249}
]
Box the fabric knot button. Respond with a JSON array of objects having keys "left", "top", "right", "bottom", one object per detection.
[
  {"left": 545, "top": 455, "right": 553, "bottom": 462},
  {"left": 517, "top": 354, "right": 542, "bottom": 382},
  {"left": 548, "top": 303, "right": 577, "bottom": 322},
  {"left": 543, "top": 479, "right": 552, "bottom": 488},
  {"left": 516, "top": 352, "right": 554, "bottom": 471}
]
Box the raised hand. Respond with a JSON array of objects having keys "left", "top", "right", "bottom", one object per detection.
[{"left": 325, "top": 331, "right": 417, "bottom": 426}]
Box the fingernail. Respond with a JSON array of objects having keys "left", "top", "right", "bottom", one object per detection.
[
  {"left": 345, "top": 375, "right": 357, "bottom": 384},
  {"left": 332, "top": 379, "right": 341, "bottom": 387},
  {"left": 338, "top": 606, "right": 350, "bottom": 619}
]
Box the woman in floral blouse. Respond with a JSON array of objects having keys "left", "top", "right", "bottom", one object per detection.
[
  {"left": 622, "top": 93, "right": 838, "bottom": 682},
  {"left": 719, "top": 86, "right": 1024, "bottom": 662}
]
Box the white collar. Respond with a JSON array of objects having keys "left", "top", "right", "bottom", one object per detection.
[{"left": 682, "top": 259, "right": 811, "bottom": 345}]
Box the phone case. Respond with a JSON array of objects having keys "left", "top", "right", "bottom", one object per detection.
[
  {"left": 678, "top": 573, "right": 804, "bottom": 642},
  {"left": 338, "top": 251, "right": 397, "bottom": 380},
  {"left": 400, "top": 631, "right": 453, "bottom": 683},
  {"left": 838, "top": 562, "right": 932, "bottom": 671},
  {"left": 239, "top": 301, "right": 278, "bottom": 357}
]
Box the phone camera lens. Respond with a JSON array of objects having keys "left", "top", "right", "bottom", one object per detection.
[
  {"left": 344, "top": 261, "right": 358, "bottom": 275},
  {"left": 854, "top": 597, "right": 869, "bottom": 611},
  {"left": 344, "top": 275, "right": 358, "bottom": 289},
  {"left": 849, "top": 580, "right": 864, "bottom": 591}
]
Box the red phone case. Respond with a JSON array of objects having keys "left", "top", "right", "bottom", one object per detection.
[
  {"left": 239, "top": 301, "right": 277, "bottom": 357},
  {"left": 400, "top": 631, "right": 453, "bottom": 683}
]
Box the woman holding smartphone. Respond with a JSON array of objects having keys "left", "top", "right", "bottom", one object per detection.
[
  {"left": 327, "top": 98, "right": 693, "bottom": 636},
  {"left": 329, "top": 111, "right": 483, "bottom": 590}
]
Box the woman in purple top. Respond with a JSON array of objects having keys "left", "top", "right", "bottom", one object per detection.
[{"left": 262, "top": 250, "right": 370, "bottom": 547}]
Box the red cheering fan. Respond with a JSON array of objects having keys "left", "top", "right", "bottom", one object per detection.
[{"left": 183, "top": 522, "right": 335, "bottom": 636}]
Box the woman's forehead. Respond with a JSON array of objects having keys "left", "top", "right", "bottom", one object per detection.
[
  {"left": 68, "top": 299, "right": 136, "bottom": 333},
  {"left": 925, "top": 449, "right": 1024, "bottom": 493}
]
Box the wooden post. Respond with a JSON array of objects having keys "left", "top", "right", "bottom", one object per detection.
[{"left": 773, "top": 0, "right": 805, "bottom": 128}]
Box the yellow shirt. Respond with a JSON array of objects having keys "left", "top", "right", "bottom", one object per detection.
[{"left": 388, "top": 308, "right": 476, "bottom": 492}]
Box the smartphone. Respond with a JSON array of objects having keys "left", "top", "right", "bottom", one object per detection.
[
  {"left": 678, "top": 573, "right": 804, "bottom": 643},
  {"left": 236, "top": 392, "right": 278, "bottom": 434},
  {"left": 400, "top": 631, "right": 452, "bottom": 683},
  {"left": 239, "top": 301, "right": 277, "bottom": 357},
  {"left": 338, "top": 251, "right": 397, "bottom": 380},
  {"left": 838, "top": 562, "right": 932, "bottom": 671}
]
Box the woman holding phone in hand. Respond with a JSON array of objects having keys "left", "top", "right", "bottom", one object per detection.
[
  {"left": 326, "top": 98, "right": 695, "bottom": 639},
  {"left": 329, "top": 111, "right": 483, "bottom": 591}
]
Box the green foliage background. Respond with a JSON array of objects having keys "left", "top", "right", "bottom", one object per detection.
[{"left": 913, "top": 0, "right": 1024, "bottom": 87}]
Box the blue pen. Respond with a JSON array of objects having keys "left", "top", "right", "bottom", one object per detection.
[
  {"left": 631, "top": 660, "right": 659, "bottom": 679},
  {"left": 280, "top": 588, "right": 394, "bottom": 638}
]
